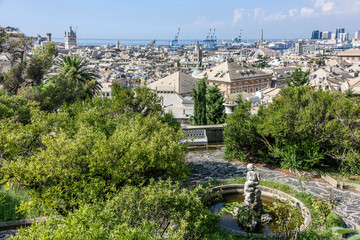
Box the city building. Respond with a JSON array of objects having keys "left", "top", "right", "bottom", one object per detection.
[
  {"left": 322, "top": 31, "right": 332, "bottom": 40},
  {"left": 295, "top": 41, "right": 304, "bottom": 56},
  {"left": 65, "top": 26, "right": 77, "bottom": 49},
  {"left": 193, "top": 61, "right": 272, "bottom": 95},
  {"left": 354, "top": 31, "right": 360, "bottom": 40},
  {"left": 311, "top": 30, "right": 320, "bottom": 40},
  {"left": 336, "top": 28, "right": 345, "bottom": 40},
  {"left": 337, "top": 49, "right": 360, "bottom": 63},
  {"left": 338, "top": 33, "right": 349, "bottom": 42},
  {"left": 148, "top": 71, "right": 198, "bottom": 95}
]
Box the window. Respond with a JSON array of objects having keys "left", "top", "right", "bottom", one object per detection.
[{"left": 106, "top": 93, "right": 110, "bottom": 97}]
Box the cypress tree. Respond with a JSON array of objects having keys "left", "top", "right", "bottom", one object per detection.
[
  {"left": 206, "top": 85, "right": 226, "bottom": 124},
  {"left": 192, "top": 78, "right": 207, "bottom": 125}
]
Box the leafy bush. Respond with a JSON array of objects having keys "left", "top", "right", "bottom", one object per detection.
[
  {"left": 224, "top": 86, "right": 360, "bottom": 174},
  {"left": 14, "top": 180, "right": 220, "bottom": 240}
]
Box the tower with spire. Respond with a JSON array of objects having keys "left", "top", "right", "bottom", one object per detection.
[
  {"left": 193, "top": 40, "right": 202, "bottom": 67},
  {"left": 65, "top": 26, "right": 77, "bottom": 49}
]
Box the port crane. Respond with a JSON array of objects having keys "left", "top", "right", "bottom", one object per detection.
[
  {"left": 146, "top": 39, "right": 156, "bottom": 49},
  {"left": 202, "top": 28, "right": 217, "bottom": 50},
  {"left": 169, "top": 28, "right": 180, "bottom": 50}
]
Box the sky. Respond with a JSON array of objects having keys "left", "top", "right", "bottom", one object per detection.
[{"left": 0, "top": 0, "right": 359, "bottom": 40}]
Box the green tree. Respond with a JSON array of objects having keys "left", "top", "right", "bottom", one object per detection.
[
  {"left": 206, "top": 84, "right": 226, "bottom": 124},
  {"left": 224, "top": 86, "right": 360, "bottom": 174},
  {"left": 0, "top": 27, "right": 7, "bottom": 54},
  {"left": 252, "top": 54, "right": 269, "bottom": 69},
  {"left": 192, "top": 78, "right": 207, "bottom": 125},
  {"left": 13, "top": 180, "right": 220, "bottom": 240},
  {"left": 54, "top": 56, "right": 101, "bottom": 99},
  {"left": 224, "top": 95, "right": 263, "bottom": 161},
  {"left": 25, "top": 42, "right": 56, "bottom": 85},
  {"left": 0, "top": 61, "right": 26, "bottom": 94},
  {"left": 285, "top": 67, "right": 310, "bottom": 87},
  {"left": 1, "top": 106, "right": 188, "bottom": 214},
  {"left": 0, "top": 90, "right": 31, "bottom": 124}
]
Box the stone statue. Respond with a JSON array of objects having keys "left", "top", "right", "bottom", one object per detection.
[
  {"left": 243, "top": 164, "right": 261, "bottom": 210},
  {"left": 234, "top": 163, "right": 271, "bottom": 229}
]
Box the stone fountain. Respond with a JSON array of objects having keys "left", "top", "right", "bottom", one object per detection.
[{"left": 234, "top": 164, "right": 272, "bottom": 229}]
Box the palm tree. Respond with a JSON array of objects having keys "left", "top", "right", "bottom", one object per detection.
[{"left": 55, "top": 56, "right": 101, "bottom": 99}]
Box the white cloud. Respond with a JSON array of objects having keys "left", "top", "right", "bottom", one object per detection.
[
  {"left": 233, "top": 8, "right": 245, "bottom": 25},
  {"left": 191, "top": 16, "right": 225, "bottom": 29},
  {"left": 253, "top": 8, "right": 266, "bottom": 20},
  {"left": 314, "top": 0, "right": 335, "bottom": 13},
  {"left": 288, "top": 8, "right": 299, "bottom": 17},
  {"left": 299, "top": 7, "right": 315, "bottom": 17},
  {"left": 253, "top": 8, "right": 287, "bottom": 22}
]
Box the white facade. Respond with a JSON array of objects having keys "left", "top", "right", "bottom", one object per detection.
[
  {"left": 65, "top": 26, "right": 77, "bottom": 49},
  {"left": 355, "top": 31, "right": 360, "bottom": 40}
]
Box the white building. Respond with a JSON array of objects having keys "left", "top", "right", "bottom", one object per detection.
[
  {"left": 355, "top": 31, "right": 360, "bottom": 40},
  {"left": 65, "top": 26, "right": 77, "bottom": 49}
]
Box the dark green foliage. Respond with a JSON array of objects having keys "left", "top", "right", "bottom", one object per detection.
[
  {"left": 23, "top": 55, "right": 101, "bottom": 112},
  {"left": 252, "top": 54, "right": 269, "bottom": 69},
  {"left": 0, "top": 28, "right": 7, "bottom": 53},
  {"left": 266, "top": 199, "right": 304, "bottom": 239},
  {"left": 0, "top": 90, "right": 31, "bottom": 124},
  {"left": 13, "top": 180, "right": 220, "bottom": 240},
  {"left": 192, "top": 78, "right": 207, "bottom": 125},
  {"left": 225, "top": 86, "right": 360, "bottom": 174},
  {"left": 0, "top": 61, "right": 26, "bottom": 94},
  {"left": 54, "top": 55, "right": 101, "bottom": 99},
  {"left": 25, "top": 42, "right": 56, "bottom": 85},
  {"left": 1, "top": 98, "right": 188, "bottom": 215},
  {"left": 224, "top": 95, "right": 265, "bottom": 161},
  {"left": 285, "top": 67, "right": 310, "bottom": 87},
  {"left": 207, "top": 85, "right": 226, "bottom": 124},
  {"left": 111, "top": 83, "right": 163, "bottom": 117},
  {"left": 0, "top": 186, "right": 38, "bottom": 222}
]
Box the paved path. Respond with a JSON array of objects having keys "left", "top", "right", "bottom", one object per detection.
[{"left": 186, "top": 150, "right": 360, "bottom": 230}]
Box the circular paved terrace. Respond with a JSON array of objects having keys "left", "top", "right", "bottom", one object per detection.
[{"left": 186, "top": 150, "right": 360, "bottom": 230}]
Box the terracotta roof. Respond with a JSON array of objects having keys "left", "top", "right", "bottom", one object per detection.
[
  {"left": 148, "top": 71, "right": 198, "bottom": 94},
  {"left": 337, "top": 49, "right": 360, "bottom": 57},
  {"left": 193, "top": 61, "right": 272, "bottom": 82}
]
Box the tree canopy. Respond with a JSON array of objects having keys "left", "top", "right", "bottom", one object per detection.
[
  {"left": 224, "top": 86, "right": 360, "bottom": 174},
  {"left": 285, "top": 68, "right": 310, "bottom": 87},
  {"left": 192, "top": 78, "right": 207, "bottom": 125},
  {"left": 207, "top": 84, "right": 226, "bottom": 125}
]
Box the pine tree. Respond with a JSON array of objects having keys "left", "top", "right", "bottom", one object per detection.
[
  {"left": 206, "top": 85, "right": 226, "bottom": 124},
  {"left": 285, "top": 67, "right": 310, "bottom": 87},
  {"left": 192, "top": 78, "right": 207, "bottom": 125}
]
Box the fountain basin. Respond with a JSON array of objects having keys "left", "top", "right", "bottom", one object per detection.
[{"left": 209, "top": 184, "right": 312, "bottom": 237}]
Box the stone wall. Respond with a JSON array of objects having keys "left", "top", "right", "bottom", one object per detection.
[{"left": 182, "top": 124, "right": 224, "bottom": 144}]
